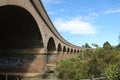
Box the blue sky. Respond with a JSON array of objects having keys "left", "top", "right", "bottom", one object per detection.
[{"left": 41, "top": 0, "right": 120, "bottom": 47}]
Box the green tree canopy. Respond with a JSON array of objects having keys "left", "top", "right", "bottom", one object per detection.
[
  {"left": 103, "top": 41, "right": 112, "bottom": 50},
  {"left": 82, "top": 43, "right": 91, "bottom": 48}
]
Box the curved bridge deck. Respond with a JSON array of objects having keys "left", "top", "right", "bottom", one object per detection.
[{"left": 0, "top": 0, "right": 83, "bottom": 79}]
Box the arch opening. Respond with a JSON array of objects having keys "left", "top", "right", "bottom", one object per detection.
[
  {"left": 71, "top": 49, "right": 73, "bottom": 53},
  {"left": 67, "top": 48, "right": 70, "bottom": 53},
  {"left": 74, "top": 49, "right": 76, "bottom": 53},
  {"left": 77, "top": 50, "right": 79, "bottom": 53},
  {"left": 0, "top": 5, "right": 43, "bottom": 50},
  {"left": 57, "top": 43, "right": 62, "bottom": 52},
  {"left": 47, "top": 37, "right": 56, "bottom": 52},
  {"left": 63, "top": 46, "right": 66, "bottom": 52}
]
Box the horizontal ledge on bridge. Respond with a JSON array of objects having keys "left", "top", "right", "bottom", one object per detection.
[
  {"left": 0, "top": 72, "right": 44, "bottom": 77},
  {"left": 63, "top": 52, "right": 68, "bottom": 54},
  {"left": 47, "top": 51, "right": 58, "bottom": 54},
  {"left": 0, "top": 48, "right": 46, "bottom": 55},
  {"left": 57, "top": 52, "right": 73, "bottom": 54},
  {"left": 46, "top": 64, "right": 56, "bottom": 67}
]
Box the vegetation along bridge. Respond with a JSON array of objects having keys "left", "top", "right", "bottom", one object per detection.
[{"left": 0, "top": 0, "right": 82, "bottom": 80}]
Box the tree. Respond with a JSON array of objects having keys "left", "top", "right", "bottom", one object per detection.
[
  {"left": 88, "top": 57, "right": 101, "bottom": 77},
  {"left": 103, "top": 41, "right": 112, "bottom": 50},
  {"left": 92, "top": 43, "right": 100, "bottom": 48},
  {"left": 116, "top": 43, "right": 120, "bottom": 50},
  {"left": 82, "top": 43, "right": 91, "bottom": 48}
]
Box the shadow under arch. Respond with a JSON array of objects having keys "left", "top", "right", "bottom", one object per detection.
[
  {"left": 57, "top": 43, "right": 62, "bottom": 60},
  {"left": 74, "top": 49, "right": 76, "bottom": 53},
  {"left": 57, "top": 43, "right": 62, "bottom": 52},
  {"left": 71, "top": 48, "right": 73, "bottom": 53},
  {"left": 67, "top": 48, "right": 70, "bottom": 53},
  {"left": 77, "top": 50, "right": 80, "bottom": 53},
  {"left": 0, "top": 5, "right": 44, "bottom": 79},
  {"left": 47, "top": 37, "right": 56, "bottom": 52},
  {"left": 0, "top": 5, "right": 43, "bottom": 49},
  {"left": 63, "top": 46, "right": 66, "bottom": 53}
]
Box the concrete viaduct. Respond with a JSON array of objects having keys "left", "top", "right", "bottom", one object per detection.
[{"left": 0, "top": 0, "right": 82, "bottom": 79}]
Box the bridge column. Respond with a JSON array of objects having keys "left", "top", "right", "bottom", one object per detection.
[
  {"left": 0, "top": 48, "right": 47, "bottom": 80},
  {"left": 66, "top": 53, "right": 71, "bottom": 59},
  {"left": 64, "top": 53, "right": 68, "bottom": 59},
  {"left": 46, "top": 52, "right": 57, "bottom": 67},
  {"left": 40, "top": 51, "right": 58, "bottom": 79},
  {"left": 57, "top": 52, "right": 63, "bottom": 61}
]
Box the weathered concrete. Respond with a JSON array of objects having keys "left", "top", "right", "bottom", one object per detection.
[{"left": 0, "top": 0, "right": 83, "bottom": 79}]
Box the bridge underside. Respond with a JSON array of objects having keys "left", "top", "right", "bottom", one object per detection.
[
  {"left": 0, "top": 5, "right": 43, "bottom": 49},
  {"left": 0, "top": 5, "right": 47, "bottom": 79}
]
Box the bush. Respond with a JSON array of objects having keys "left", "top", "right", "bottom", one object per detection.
[
  {"left": 56, "top": 58, "right": 89, "bottom": 80},
  {"left": 104, "top": 64, "right": 120, "bottom": 80}
]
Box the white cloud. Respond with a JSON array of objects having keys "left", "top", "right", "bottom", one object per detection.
[
  {"left": 103, "top": 8, "right": 120, "bottom": 14},
  {"left": 48, "top": 9, "right": 64, "bottom": 15},
  {"left": 54, "top": 18, "right": 98, "bottom": 35},
  {"left": 88, "top": 12, "right": 99, "bottom": 17},
  {"left": 41, "top": 0, "right": 63, "bottom": 5}
]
